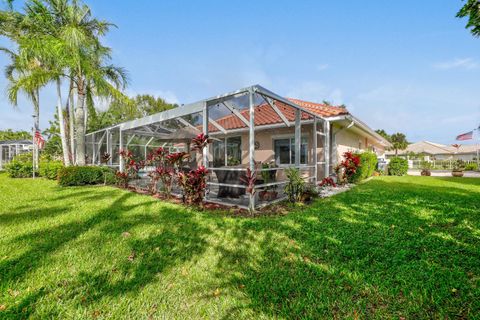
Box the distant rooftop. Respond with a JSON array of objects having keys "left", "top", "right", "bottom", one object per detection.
[{"left": 0, "top": 139, "right": 33, "bottom": 145}]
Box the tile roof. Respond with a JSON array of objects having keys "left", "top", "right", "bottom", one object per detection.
[
  {"left": 207, "top": 98, "right": 349, "bottom": 132},
  {"left": 387, "top": 140, "right": 479, "bottom": 155}
]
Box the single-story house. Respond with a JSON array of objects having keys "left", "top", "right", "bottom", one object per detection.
[
  {"left": 386, "top": 141, "right": 479, "bottom": 161},
  {"left": 86, "top": 85, "right": 390, "bottom": 209},
  {"left": 0, "top": 139, "right": 33, "bottom": 170},
  {"left": 205, "top": 97, "right": 391, "bottom": 177}
]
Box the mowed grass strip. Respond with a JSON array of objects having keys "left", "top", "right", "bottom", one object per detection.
[{"left": 0, "top": 173, "right": 479, "bottom": 319}]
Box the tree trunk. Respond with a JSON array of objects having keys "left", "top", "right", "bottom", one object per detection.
[
  {"left": 68, "top": 80, "right": 75, "bottom": 164},
  {"left": 56, "top": 79, "right": 71, "bottom": 166},
  {"left": 32, "top": 89, "right": 40, "bottom": 173},
  {"left": 75, "top": 83, "right": 86, "bottom": 165}
]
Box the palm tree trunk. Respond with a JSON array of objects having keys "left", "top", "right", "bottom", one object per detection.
[
  {"left": 68, "top": 80, "right": 75, "bottom": 164},
  {"left": 56, "top": 79, "right": 71, "bottom": 166},
  {"left": 32, "top": 89, "right": 40, "bottom": 172},
  {"left": 75, "top": 83, "right": 86, "bottom": 165}
]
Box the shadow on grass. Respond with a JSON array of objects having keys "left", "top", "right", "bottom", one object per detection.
[
  {"left": 213, "top": 178, "right": 480, "bottom": 319},
  {"left": 1, "top": 187, "right": 210, "bottom": 318}
]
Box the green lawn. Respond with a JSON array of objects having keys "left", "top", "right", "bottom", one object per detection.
[{"left": 0, "top": 174, "right": 479, "bottom": 319}]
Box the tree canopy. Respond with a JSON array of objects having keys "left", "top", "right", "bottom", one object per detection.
[
  {"left": 88, "top": 94, "right": 178, "bottom": 131},
  {"left": 0, "top": 129, "right": 31, "bottom": 141},
  {"left": 375, "top": 129, "right": 409, "bottom": 155},
  {"left": 457, "top": 0, "right": 480, "bottom": 37}
]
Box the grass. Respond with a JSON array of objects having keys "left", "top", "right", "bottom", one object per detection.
[{"left": 0, "top": 173, "right": 479, "bottom": 319}]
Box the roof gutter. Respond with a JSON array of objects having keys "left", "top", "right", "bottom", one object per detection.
[{"left": 327, "top": 114, "right": 392, "bottom": 148}]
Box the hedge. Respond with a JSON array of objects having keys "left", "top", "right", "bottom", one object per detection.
[
  {"left": 5, "top": 160, "right": 34, "bottom": 178},
  {"left": 39, "top": 160, "right": 64, "bottom": 180},
  {"left": 465, "top": 162, "right": 478, "bottom": 171},
  {"left": 57, "top": 166, "right": 116, "bottom": 186},
  {"left": 351, "top": 151, "right": 378, "bottom": 182},
  {"left": 388, "top": 157, "right": 408, "bottom": 176}
]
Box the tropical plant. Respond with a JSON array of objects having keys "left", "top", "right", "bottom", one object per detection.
[
  {"left": 166, "top": 152, "right": 189, "bottom": 168},
  {"left": 336, "top": 151, "right": 361, "bottom": 183},
  {"left": 190, "top": 133, "right": 211, "bottom": 157},
  {"left": 319, "top": 177, "right": 336, "bottom": 188},
  {"left": 390, "top": 133, "right": 409, "bottom": 155},
  {"left": 118, "top": 149, "right": 143, "bottom": 187},
  {"left": 284, "top": 167, "right": 305, "bottom": 203},
  {"left": 177, "top": 166, "right": 209, "bottom": 205}
]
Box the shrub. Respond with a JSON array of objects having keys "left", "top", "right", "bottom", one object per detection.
[
  {"left": 58, "top": 166, "right": 114, "bottom": 186},
  {"left": 284, "top": 168, "right": 305, "bottom": 203},
  {"left": 5, "top": 160, "right": 34, "bottom": 178},
  {"left": 465, "top": 162, "right": 478, "bottom": 171},
  {"left": 39, "top": 160, "right": 64, "bottom": 180},
  {"left": 319, "top": 177, "right": 336, "bottom": 188},
  {"left": 351, "top": 151, "right": 377, "bottom": 182},
  {"left": 388, "top": 157, "right": 408, "bottom": 176},
  {"left": 336, "top": 151, "right": 361, "bottom": 183},
  {"left": 177, "top": 166, "right": 209, "bottom": 205}
]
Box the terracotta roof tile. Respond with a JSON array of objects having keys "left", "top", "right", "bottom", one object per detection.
[{"left": 206, "top": 98, "right": 349, "bottom": 132}]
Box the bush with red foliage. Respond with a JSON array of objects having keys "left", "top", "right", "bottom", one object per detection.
[
  {"left": 117, "top": 149, "right": 145, "bottom": 187},
  {"left": 177, "top": 166, "right": 209, "bottom": 205},
  {"left": 155, "top": 166, "right": 174, "bottom": 197},
  {"left": 146, "top": 147, "right": 169, "bottom": 167},
  {"left": 166, "top": 152, "right": 189, "bottom": 167},
  {"left": 115, "top": 171, "right": 129, "bottom": 188},
  {"left": 336, "top": 151, "right": 361, "bottom": 183},
  {"left": 319, "top": 177, "right": 337, "bottom": 188},
  {"left": 191, "top": 133, "right": 212, "bottom": 155}
]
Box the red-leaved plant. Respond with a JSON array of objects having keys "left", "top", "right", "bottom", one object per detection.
[
  {"left": 146, "top": 147, "right": 169, "bottom": 167},
  {"left": 177, "top": 166, "right": 209, "bottom": 205},
  {"left": 240, "top": 167, "right": 256, "bottom": 196},
  {"left": 166, "top": 152, "right": 189, "bottom": 168},
  {"left": 319, "top": 177, "right": 336, "bottom": 188},
  {"left": 191, "top": 133, "right": 212, "bottom": 156},
  {"left": 337, "top": 151, "right": 361, "bottom": 183},
  {"left": 117, "top": 149, "right": 144, "bottom": 188},
  {"left": 156, "top": 166, "right": 174, "bottom": 197}
]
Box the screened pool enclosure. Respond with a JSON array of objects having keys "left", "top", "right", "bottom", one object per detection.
[{"left": 86, "top": 85, "right": 331, "bottom": 209}]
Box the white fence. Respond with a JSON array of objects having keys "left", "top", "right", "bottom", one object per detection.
[{"left": 410, "top": 159, "right": 478, "bottom": 170}]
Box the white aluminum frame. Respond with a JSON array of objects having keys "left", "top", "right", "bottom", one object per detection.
[{"left": 85, "top": 85, "right": 330, "bottom": 210}]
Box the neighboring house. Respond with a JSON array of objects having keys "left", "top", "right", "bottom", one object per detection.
[
  {"left": 0, "top": 139, "right": 33, "bottom": 170},
  {"left": 386, "top": 141, "right": 479, "bottom": 161}
]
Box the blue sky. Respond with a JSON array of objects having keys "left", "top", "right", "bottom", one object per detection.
[{"left": 1, "top": 0, "right": 480, "bottom": 144}]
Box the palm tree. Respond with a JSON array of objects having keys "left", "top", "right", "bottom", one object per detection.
[
  {"left": 19, "top": 0, "right": 127, "bottom": 165},
  {"left": 39, "top": 0, "right": 128, "bottom": 165}
]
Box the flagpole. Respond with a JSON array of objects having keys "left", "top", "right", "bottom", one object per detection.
[
  {"left": 477, "top": 125, "right": 480, "bottom": 169},
  {"left": 32, "top": 115, "right": 36, "bottom": 179}
]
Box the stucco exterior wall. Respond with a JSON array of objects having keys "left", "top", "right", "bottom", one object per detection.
[{"left": 332, "top": 125, "right": 386, "bottom": 166}]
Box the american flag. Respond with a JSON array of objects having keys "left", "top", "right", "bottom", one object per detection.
[
  {"left": 34, "top": 130, "right": 45, "bottom": 148},
  {"left": 456, "top": 131, "right": 473, "bottom": 141}
]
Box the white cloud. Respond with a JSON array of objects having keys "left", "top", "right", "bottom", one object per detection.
[
  {"left": 433, "top": 58, "right": 479, "bottom": 70},
  {"left": 316, "top": 63, "right": 329, "bottom": 71}
]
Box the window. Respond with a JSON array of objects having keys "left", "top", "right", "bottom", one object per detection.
[
  {"left": 213, "top": 136, "right": 242, "bottom": 167},
  {"left": 274, "top": 137, "right": 308, "bottom": 165}
]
